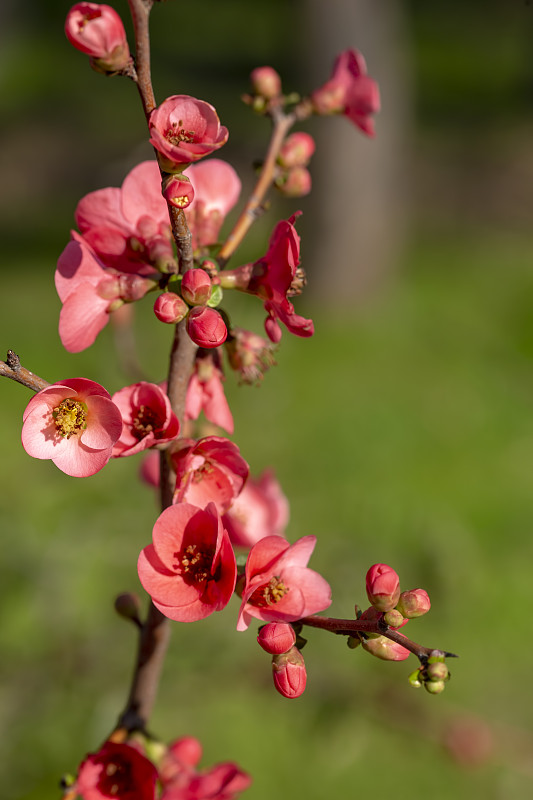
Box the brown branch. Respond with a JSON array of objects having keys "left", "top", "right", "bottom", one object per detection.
[
  {"left": 0, "top": 350, "right": 49, "bottom": 393},
  {"left": 127, "top": 0, "right": 156, "bottom": 118},
  {"left": 217, "top": 109, "right": 294, "bottom": 267},
  {"left": 301, "top": 614, "right": 457, "bottom": 663}
]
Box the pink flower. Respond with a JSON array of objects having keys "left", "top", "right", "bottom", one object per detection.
[
  {"left": 75, "top": 741, "right": 157, "bottom": 800},
  {"left": 222, "top": 469, "right": 288, "bottom": 549},
  {"left": 75, "top": 160, "right": 174, "bottom": 274},
  {"left": 187, "top": 307, "right": 227, "bottom": 348},
  {"left": 311, "top": 49, "right": 380, "bottom": 137},
  {"left": 278, "top": 132, "right": 316, "bottom": 168},
  {"left": 237, "top": 535, "right": 331, "bottom": 631},
  {"left": 55, "top": 233, "right": 155, "bottom": 353},
  {"left": 160, "top": 737, "right": 251, "bottom": 800},
  {"left": 184, "top": 160, "right": 241, "bottom": 249},
  {"left": 111, "top": 382, "right": 180, "bottom": 457},
  {"left": 223, "top": 214, "right": 313, "bottom": 343},
  {"left": 154, "top": 292, "right": 189, "bottom": 324},
  {"left": 172, "top": 436, "right": 248, "bottom": 514},
  {"left": 257, "top": 622, "right": 296, "bottom": 655},
  {"left": 272, "top": 646, "right": 307, "bottom": 699},
  {"left": 65, "top": 4, "right": 130, "bottom": 73},
  {"left": 366, "top": 563, "right": 401, "bottom": 612},
  {"left": 185, "top": 355, "right": 234, "bottom": 434},
  {"left": 137, "top": 502, "right": 237, "bottom": 622},
  {"left": 21, "top": 378, "right": 122, "bottom": 478},
  {"left": 149, "top": 96, "right": 229, "bottom": 171}
]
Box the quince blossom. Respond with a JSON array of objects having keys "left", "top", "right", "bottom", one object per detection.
[
  {"left": 223, "top": 469, "right": 288, "bottom": 549},
  {"left": 172, "top": 436, "right": 248, "bottom": 514},
  {"left": 160, "top": 737, "right": 251, "bottom": 800},
  {"left": 21, "top": 378, "right": 122, "bottom": 478},
  {"left": 75, "top": 741, "right": 157, "bottom": 800},
  {"left": 149, "top": 95, "right": 229, "bottom": 171},
  {"left": 185, "top": 355, "right": 234, "bottom": 434},
  {"left": 111, "top": 382, "right": 180, "bottom": 457},
  {"left": 236, "top": 535, "right": 331, "bottom": 631},
  {"left": 184, "top": 159, "right": 241, "bottom": 249},
  {"left": 137, "top": 502, "right": 237, "bottom": 622},
  {"left": 65, "top": 3, "right": 131, "bottom": 73},
  {"left": 311, "top": 48, "right": 380, "bottom": 137}
]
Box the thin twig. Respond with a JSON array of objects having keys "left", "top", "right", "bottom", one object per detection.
[{"left": 0, "top": 350, "right": 49, "bottom": 392}]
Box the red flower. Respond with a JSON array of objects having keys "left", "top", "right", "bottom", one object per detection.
[
  {"left": 311, "top": 49, "right": 380, "bottom": 137},
  {"left": 184, "top": 160, "right": 241, "bottom": 249},
  {"left": 111, "top": 382, "right": 180, "bottom": 457},
  {"left": 137, "top": 502, "right": 237, "bottom": 622},
  {"left": 160, "top": 737, "right": 251, "bottom": 800},
  {"left": 75, "top": 741, "right": 157, "bottom": 800},
  {"left": 237, "top": 535, "right": 331, "bottom": 631},
  {"left": 21, "top": 378, "right": 122, "bottom": 478},
  {"left": 149, "top": 96, "right": 229, "bottom": 171},
  {"left": 185, "top": 356, "right": 234, "bottom": 435},
  {"left": 172, "top": 436, "right": 248, "bottom": 515}
]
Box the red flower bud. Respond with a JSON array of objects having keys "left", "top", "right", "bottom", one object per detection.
[
  {"left": 162, "top": 174, "right": 195, "bottom": 209},
  {"left": 186, "top": 307, "right": 227, "bottom": 348},
  {"left": 250, "top": 66, "right": 282, "bottom": 99},
  {"left": 272, "top": 646, "right": 306, "bottom": 699},
  {"left": 278, "top": 132, "right": 316, "bottom": 168},
  {"left": 154, "top": 292, "right": 189, "bottom": 324},
  {"left": 181, "top": 268, "right": 212, "bottom": 306},
  {"left": 397, "top": 588, "right": 431, "bottom": 618},
  {"left": 65, "top": 3, "right": 130, "bottom": 73},
  {"left": 257, "top": 622, "right": 296, "bottom": 655},
  {"left": 277, "top": 166, "right": 312, "bottom": 198},
  {"left": 366, "top": 563, "right": 401, "bottom": 612}
]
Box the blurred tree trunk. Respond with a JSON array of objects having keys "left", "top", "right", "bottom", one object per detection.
[{"left": 299, "top": 0, "right": 413, "bottom": 303}]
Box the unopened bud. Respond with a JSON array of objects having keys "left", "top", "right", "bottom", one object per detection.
[
  {"left": 361, "top": 635, "right": 410, "bottom": 662},
  {"left": 257, "top": 622, "right": 296, "bottom": 655},
  {"left": 187, "top": 306, "right": 227, "bottom": 348},
  {"left": 366, "top": 563, "right": 401, "bottom": 612},
  {"left": 154, "top": 292, "right": 189, "bottom": 324},
  {"left": 65, "top": 3, "right": 131, "bottom": 74},
  {"left": 181, "top": 268, "right": 212, "bottom": 306},
  {"left": 114, "top": 592, "right": 142, "bottom": 625},
  {"left": 426, "top": 662, "right": 449, "bottom": 682},
  {"left": 162, "top": 174, "right": 195, "bottom": 209},
  {"left": 424, "top": 679, "right": 446, "bottom": 695},
  {"left": 408, "top": 668, "right": 423, "bottom": 688},
  {"left": 382, "top": 609, "right": 405, "bottom": 629},
  {"left": 276, "top": 166, "right": 312, "bottom": 198},
  {"left": 250, "top": 66, "right": 282, "bottom": 99},
  {"left": 278, "top": 132, "right": 316, "bottom": 168},
  {"left": 397, "top": 588, "right": 431, "bottom": 619},
  {"left": 272, "top": 646, "right": 306, "bottom": 699}
]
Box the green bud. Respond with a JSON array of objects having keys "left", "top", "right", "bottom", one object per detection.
[
  {"left": 424, "top": 679, "right": 446, "bottom": 695},
  {"left": 383, "top": 609, "right": 405, "bottom": 628},
  {"left": 426, "top": 662, "right": 449, "bottom": 682}
]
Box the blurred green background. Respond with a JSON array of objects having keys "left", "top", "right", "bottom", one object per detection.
[{"left": 2, "top": 1, "right": 533, "bottom": 798}]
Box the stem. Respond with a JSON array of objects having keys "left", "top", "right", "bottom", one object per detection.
[
  {"left": 0, "top": 351, "right": 49, "bottom": 392},
  {"left": 301, "top": 615, "right": 457, "bottom": 663},
  {"left": 217, "top": 110, "right": 294, "bottom": 267},
  {"left": 127, "top": 0, "right": 156, "bottom": 117}
]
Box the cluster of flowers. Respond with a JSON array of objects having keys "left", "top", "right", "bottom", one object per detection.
[{"left": 71, "top": 736, "right": 251, "bottom": 800}]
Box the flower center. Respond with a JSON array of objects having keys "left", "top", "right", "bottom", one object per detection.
[
  {"left": 132, "top": 405, "right": 159, "bottom": 440},
  {"left": 52, "top": 398, "right": 87, "bottom": 439},
  {"left": 250, "top": 575, "right": 289, "bottom": 607},
  {"left": 166, "top": 120, "right": 196, "bottom": 145},
  {"left": 98, "top": 758, "right": 133, "bottom": 796},
  {"left": 175, "top": 544, "right": 212, "bottom": 584}
]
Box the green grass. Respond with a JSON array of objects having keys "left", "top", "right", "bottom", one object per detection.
[{"left": 2, "top": 232, "right": 533, "bottom": 799}]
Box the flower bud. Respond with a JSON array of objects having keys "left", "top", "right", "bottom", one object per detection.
[
  {"left": 396, "top": 588, "right": 431, "bottom": 619},
  {"left": 154, "top": 292, "right": 189, "bottom": 324},
  {"left": 278, "top": 132, "right": 316, "bottom": 168},
  {"left": 424, "top": 679, "right": 446, "bottom": 695},
  {"left": 257, "top": 623, "right": 296, "bottom": 655},
  {"left": 382, "top": 609, "right": 405, "bottom": 629},
  {"left": 65, "top": 3, "right": 131, "bottom": 73},
  {"left": 181, "top": 269, "right": 212, "bottom": 306},
  {"left": 361, "top": 635, "right": 410, "bottom": 661},
  {"left": 118, "top": 275, "right": 157, "bottom": 302},
  {"left": 114, "top": 592, "right": 142, "bottom": 625},
  {"left": 225, "top": 327, "right": 276, "bottom": 384},
  {"left": 162, "top": 174, "right": 195, "bottom": 209},
  {"left": 250, "top": 66, "right": 282, "bottom": 99},
  {"left": 366, "top": 563, "right": 401, "bottom": 612},
  {"left": 272, "top": 646, "right": 306, "bottom": 699},
  {"left": 186, "top": 306, "right": 227, "bottom": 348},
  {"left": 426, "top": 662, "right": 449, "bottom": 682},
  {"left": 276, "top": 167, "right": 312, "bottom": 198}
]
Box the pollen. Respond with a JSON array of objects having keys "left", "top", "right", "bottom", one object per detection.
[
  {"left": 177, "top": 544, "right": 212, "bottom": 583},
  {"left": 132, "top": 405, "right": 159, "bottom": 439},
  {"left": 166, "top": 120, "right": 196, "bottom": 145},
  {"left": 250, "top": 575, "right": 289, "bottom": 607},
  {"left": 52, "top": 398, "right": 87, "bottom": 439}
]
